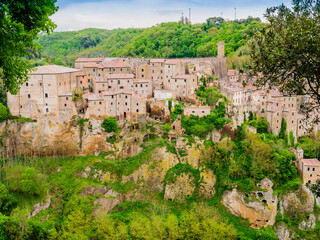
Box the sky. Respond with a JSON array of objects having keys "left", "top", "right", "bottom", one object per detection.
[{"left": 53, "top": 0, "right": 292, "bottom": 31}]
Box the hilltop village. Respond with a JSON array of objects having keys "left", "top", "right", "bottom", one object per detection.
[{"left": 7, "top": 41, "right": 320, "bottom": 186}]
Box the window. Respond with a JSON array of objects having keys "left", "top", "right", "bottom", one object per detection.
[
  {"left": 125, "top": 95, "right": 127, "bottom": 99},
  {"left": 262, "top": 109, "right": 265, "bottom": 113},
  {"left": 277, "top": 113, "right": 279, "bottom": 116},
  {"left": 308, "top": 167, "right": 310, "bottom": 171},
  {"left": 284, "top": 98, "right": 286, "bottom": 101},
  {"left": 125, "top": 102, "right": 127, "bottom": 106},
  {"left": 28, "top": 94, "right": 30, "bottom": 98},
  {"left": 112, "top": 96, "right": 114, "bottom": 99},
  {"left": 109, "top": 68, "right": 111, "bottom": 71},
  {"left": 45, "top": 93, "right": 48, "bottom": 98},
  {"left": 93, "top": 68, "right": 95, "bottom": 72},
  {"left": 111, "top": 102, "right": 113, "bottom": 105},
  {"left": 98, "top": 74, "right": 101, "bottom": 76},
  {"left": 46, "top": 108, "right": 49, "bottom": 113},
  {"left": 127, "top": 68, "right": 129, "bottom": 71},
  {"left": 118, "top": 80, "right": 120, "bottom": 84},
  {"left": 80, "top": 81, "right": 82, "bottom": 84},
  {"left": 136, "top": 109, "right": 139, "bottom": 112},
  {"left": 313, "top": 168, "right": 315, "bottom": 171},
  {"left": 102, "top": 68, "right": 104, "bottom": 71},
  {"left": 310, "top": 174, "right": 313, "bottom": 177},
  {"left": 142, "top": 75, "right": 144, "bottom": 78},
  {"left": 66, "top": 97, "right": 68, "bottom": 100},
  {"left": 64, "top": 104, "right": 67, "bottom": 107},
  {"left": 98, "top": 109, "right": 100, "bottom": 112},
  {"left": 184, "top": 79, "right": 186, "bottom": 82},
  {"left": 121, "top": 68, "right": 122, "bottom": 71},
  {"left": 21, "top": 105, "right": 22, "bottom": 109},
  {"left": 136, "top": 103, "right": 139, "bottom": 106},
  {"left": 113, "top": 68, "right": 115, "bottom": 71},
  {"left": 142, "top": 69, "right": 144, "bottom": 72},
  {"left": 26, "top": 83, "right": 28, "bottom": 86},
  {"left": 40, "top": 83, "right": 42, "bottom": 86},
  {"left": 99, "top": 102, "right": 102, "bottom": 105}
]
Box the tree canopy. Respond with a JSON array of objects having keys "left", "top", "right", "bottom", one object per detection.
[
  {"left": 0, "top": 0, "right": 58, "bottom": 94},
  {"left": 249, "top": 0, "right": 320, "bottom": 118}
]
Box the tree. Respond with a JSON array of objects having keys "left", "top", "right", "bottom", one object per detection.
[
  {"left": 279, "top": 118, "right": 287, "bottom": 140},
  {"left": 249, "top": 0, "right": 320, "bottom": 119},
  {"left": 0, "top": 0, "right": 58, "bottom": 94},
  {"left": 0, "top": 103, "right": 9, "bottom": 121},
  {"left": 310, "top": 179, "right": 320, "bottom": 197},
  {"left": 20, "top": 167, "right": 48, "bottom": 197},
  {"left": 289, "top": 130, "right": 295, "bottom": 146},
  {"left": 101, "top": 117, "right": 118, "bottom": 133}
]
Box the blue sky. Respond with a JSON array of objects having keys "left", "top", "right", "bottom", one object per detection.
[{"left": 53, "top": 0, "right": 292, "bottom": 31}]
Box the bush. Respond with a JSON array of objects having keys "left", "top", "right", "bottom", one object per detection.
[
  {"left": 102, "top": 117, "right": 118, "bottom": 133},
  {"left": 0, "top": 103, "right": 9, "bottom": 121},
  {"left": 20, "top": 168, "right": 48, "bottom": 197}
]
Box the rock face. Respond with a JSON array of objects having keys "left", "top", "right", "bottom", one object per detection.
[
  {"left": 280, "top": 185, "right": 314, "bottom": 216},
  {"left": 222, "top": 178, "right": 277, "bottom": 229},
  {"left": 275, "top": 223, "right": 292, "bottom": 240},
  {"left": 164, "top": 172, "right": 195, "bottom": 202},
  {"left": 299, "top": 214, "right": 316, "bottom": 230},
  {"left": 30, "top": 196, "right": 51, "bottom": 217},
  {"left": 0, "top": 119, "right": 112, "bottom": 158},
  {"left": 199, "top": 168, "right": 216, "bottom": 199},
  {"left": 82, "top": 186, "right": 122, "bottom": 214}
]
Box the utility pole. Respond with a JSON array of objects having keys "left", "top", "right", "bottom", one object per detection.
[
  {"left": 189, "top": 8, "right": 191, "bottom": 24},
  {"left": 235, "top": 8, "right": 237, "bottom": 21}
]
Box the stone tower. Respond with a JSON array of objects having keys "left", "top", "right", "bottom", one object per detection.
[{"left": 217, "top": 41, "right": 225, "bottom": 58}]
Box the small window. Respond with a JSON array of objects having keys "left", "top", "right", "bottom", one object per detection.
[
  {"left": 46, "top": 108, "right": 49, "bottom": 113},
  {"left": 125, "top": 102, "right": 127, "bottom": 106},
  {"left": 118, "top": 80, "right": 120, "bottom": 84},
  {"left": 64, "top": 104, "right": 67, "bottom": 107},
  {"left": 125, "top": 96, "right": 128, "bottom": 99},
  {"left": 93, "top": 68, "right": 95, "bottom": 72},
  {"left": 28, "top": 94, "right": 31, "bottom": 98},
  {"left": 313, "top": 168, "right": 315, "bottom": 171},
  {"left": 26, "top": 83, "right": 28, "bottom": 87},
  {"left": 40, "top": 83, "right": 42, "bottom": 86},
  {"left": 121, "top": 68, "right": 122, "bottom": 71},
  {"left": 136, "top": 109, "right": 139, "bottom": 112},
  {"left": 45, "top": 93, "right": 48, "bottom": 98},
  {"left": 136, "top": 103, "right": 139, "bottom": 106},
  {"left": 310, "top": 174, "right": 313, "bottom": 177},
  {"left": 308, "top": 167, "right": 310, "bottom": 171},
  {"left": 99, "top": 102, "right": 102, "bottom": 105}
]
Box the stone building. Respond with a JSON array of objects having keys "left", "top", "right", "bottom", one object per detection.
[
  {"left": 133, "top": 79, "right": 152, "bottom": 98},
  {"left": 7, "top": 65, "right": 81, "bottom": 121},
  {"left": 93, "top": 74, "right": 134, "bottom": 93},
  {"left": 295, "top": 147, "right": 320, "bottom": 184},
  {"left": 75, "top": 57, "right": 104, "bottom": 69},
  {"left": 184, "top": 105, "right": 211, "bottom": 117},
  {"left": 170, "top": 75, "right": 198, "bottom": 100},
  {"left": 84, "top": 91, "right": 146, "bottom": 122}
]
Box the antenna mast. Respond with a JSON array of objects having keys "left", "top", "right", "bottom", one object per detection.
[
  {"left": 189, "top": 8, "right": 191, "bottom": 24},
  {"left": 234, "top": 8, "right": 237, "bottom": 20}
]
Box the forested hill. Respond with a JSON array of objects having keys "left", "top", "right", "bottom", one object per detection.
[{"left": 37, "top": 17, "right": 264, "bottom": 67}]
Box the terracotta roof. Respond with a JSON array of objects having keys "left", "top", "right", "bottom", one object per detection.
[
  {"left": 302, "top": 159, "right": 320, "bottom": 167},
  {"left": 106, "top": 74, "right": 134, "bottom": 79},
  {"left": 29, "top": 65, "right": 80, "bottom": 75},
  {"left": 150, "top": 59, "right": 165, "bottom": 63},
  {"left": 102, "top": 61, "right": 132, "bottom": 68},
  {"left": 75, "top": 57, "right": 104, "bottom": 63},
  {"left": 221, "top": 87, "right": 244, "bottom": 92},
  {"left": 165, "top": 59, "right": 181, "bottom": 65},
  {"left": 227, "top": 69, "right": 239, "bottom": 76},
  {"left": 172, "top": 75, "right": 195, "bottom": 79},
  {"left": 76, "top": 71, "right": 86, "bottom": 76},
  {"left": 103, "top": 90, "right": 133, "bottom": 96},
  {"left": 83, "top": 93, "right": 103, "bottom": 101},
  {"left": 134, "top": 79, "right": 151, "bottom": 83},
  {"left": 59, "top": 91, "right": 72, "bottom": 96},
  {"left": 83, "top": 62, "right": 103, "bottom": 68}
]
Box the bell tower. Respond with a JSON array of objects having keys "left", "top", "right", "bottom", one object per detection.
[{"left": 217, "top": 41, "right": 225, "bottom": 58}]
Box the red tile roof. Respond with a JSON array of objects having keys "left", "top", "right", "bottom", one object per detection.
[
  {"left": 302, "top": 159, "right": 320, "bottom": 167},
  {"left": 172, "top": 75, "right": 195, "bottom": 79},
  {"left": 30, "top": 65, "right": 80, "bottom": 75},
  {"left": 150, "top": 59, "right": 165, "bottom": 63},
  {"left": 165, "top": 59, "right": 181, "bottom": 65},
  {"left": 102, "top": 61, "right": 132, "bottom": 68},
  {"left": 106, "top": 74, "right": 134, "bottom": 79},
  {"left": 75, "top": 57, "right": 104, "bottom": 63}
]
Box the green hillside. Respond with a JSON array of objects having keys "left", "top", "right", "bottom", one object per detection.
[{"left": 37, "top": 17, "right": 264, "bottom": 67}]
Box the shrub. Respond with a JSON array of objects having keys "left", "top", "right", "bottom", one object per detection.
[
  {"left": 102, "top": 117, "right": 118, "bottom": 133},
  {"left": 0, "top": 103, "right": 9, "bottom": 121},
  {"left": 20, "top": 168, "right": 48, "bottom": 197}
]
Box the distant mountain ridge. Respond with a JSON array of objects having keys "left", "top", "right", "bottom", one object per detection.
[{"left": 37, "top": 17, "right": 263, "bottom": 67}]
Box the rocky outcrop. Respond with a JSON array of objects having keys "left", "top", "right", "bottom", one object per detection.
[
  {"left": 164, "top": 172, "right": 195, "bottom": 202},
  {"left": 30, "top": 196, "right": 51, "bottom": 217},
  {"left": 81, "top": 186, "right": 122, "bottom": 214},
  {"left": 222, "top": 178, "right": 277, "bottom": 229},
  {"left": 299, "top": 214, "right": 316, "bottom": 230},
  {"left": 275, "top": 223, "right": 292, "bottom": 240},
  {"left": 280, "top": 185, "right": 314, "bottom": 216},
  {"left": 0, "top": 119, "right": 112, "bottom": 158},
  {"left": 199, "top": 168, "right": 216, "bottom": 199}
]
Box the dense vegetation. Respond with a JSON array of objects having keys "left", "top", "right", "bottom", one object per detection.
[{"left": 37, "top": 17, "right": 264, "bottom": 67}]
